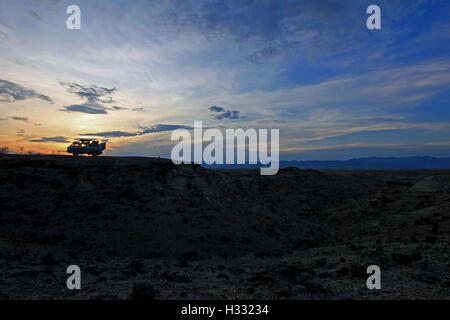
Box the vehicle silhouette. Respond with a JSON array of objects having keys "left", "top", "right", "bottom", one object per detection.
[{"left": 67, "top": 139, "right": 106, "bottom": 156}]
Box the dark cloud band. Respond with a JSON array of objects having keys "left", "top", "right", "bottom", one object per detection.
[
  {"left": 60, "top": 103, "right": 109, "bottom": 114},
  {"left": 81, "top": 124, "right": 194, "bottom": 138},
  {"left": 10, "top": 116, "right": 28, "bottom": 122},
  {"left": 0, "top": 79, "right": 53, "bottom": 104},
  {"left": 29, "top": 136, "right": 70, "bottom": 143},
  {"left": 209, "top": 105, "right": 241, "bottom": 120}
]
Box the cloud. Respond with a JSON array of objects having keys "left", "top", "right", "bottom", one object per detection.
[
  {"left": 208, "top": 106, "right": 224, "bottom": 112},
  {"left": 80, "top": 131, "right": 138, "bottom": 138},
  {"left": 10, "top": 116, "right": 28, "bottom": 122},
  {"left": 29, "top": 136, "right": 70, "bottom": 143},
  {"left": 0, "top": 79, "right": 53, "bottom": 103},
  {"left": 16, "top": 129, "right": 25, "bottom": 137},
  {"left": 60, "top": 103, "right": 108, "bottom": 114},
  {"left": 59, "top": 82, "right": 132, "bottom": 115},
  {"left": 112, "top": 106, "right": 128, "bottom": 110},
  {"left": 209, "top": 106, "right": 241, "bottom": 120},
  {"left": 216, "top": 110, "right": 240, "bottom": 120},
  {"left": 81, "top": 124, "right": 194, "bottom": 138},
  {"left": 142, "top": 0, "right": 360, "bottom": 59},
  {"left": 27, "top": 10, "right": 45, "bottom": 24},
  {"left": 0, "top": 30, "right": 8, "bottom": 40},
  {"left": 246, "top": 47, "right": 280, "bottom": 63},
  {"left": 132, "top": 107, "right": 146, "bottom": 112},
  {"left": 134, "top": 0, "right": 434, "bottom": 66},
  {"left": 60, "top": 82, "right": 116, "bottom": 104},
  {"left": 139, "top": 124, "right": 194, "bottom": 134}
]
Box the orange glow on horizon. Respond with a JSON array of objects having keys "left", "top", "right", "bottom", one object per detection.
[{"left": 2, "top": 142, "right": 67, "bottom": 155}]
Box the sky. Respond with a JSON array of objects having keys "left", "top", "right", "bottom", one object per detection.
[{"left": 0, "top": 0, "right": 449, "bottom": 160}]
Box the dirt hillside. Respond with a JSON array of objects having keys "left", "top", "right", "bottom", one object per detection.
[{"left": 0, "top": 154, "right": 449, "bottom": 299}]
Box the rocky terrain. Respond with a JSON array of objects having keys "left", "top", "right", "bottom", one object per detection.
[{"left": 0, "top": 154, "right": 449, "bottom": 300}]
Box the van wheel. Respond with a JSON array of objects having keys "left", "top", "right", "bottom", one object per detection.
[{"left": 73, "top": 152, "right": 79, "bottom": 157}]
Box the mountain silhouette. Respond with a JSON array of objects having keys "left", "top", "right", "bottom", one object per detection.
[{"left": 203, "top": 156, "right": 450, "bottom": 170}]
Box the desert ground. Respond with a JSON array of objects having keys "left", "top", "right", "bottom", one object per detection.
[{"left": 0, "top": 154, "right": 449, "bottom": 300}]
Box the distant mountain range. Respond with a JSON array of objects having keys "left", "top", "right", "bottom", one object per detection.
[{"left": 203, "top": 156, "right": 450, "bottom": 170}]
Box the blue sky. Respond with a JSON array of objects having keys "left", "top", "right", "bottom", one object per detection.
[{"left": 0, "top": 0, "right": 449, "bottom": 160}]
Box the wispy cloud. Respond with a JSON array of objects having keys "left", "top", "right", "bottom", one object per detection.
[
  {"left": 60, "top": 82, "right": 116, "bottom": 104},
  {"left": 29, "top": 136, "right": 70, "bottom": 143},
  {"left": 27, "top": 10, "right": 45, "bottom": 24},
  {"left": 81, "top": 124, "right": 194, "bottom": 138},
  {"left": 112, "top": 106, "right": 128, "bottom": 110},
  {"left": 209, "top": 106, "right": 241, "bottom": 120},
  {"left": 0, "top": 79, "right": 53, "bottom": 103},
  {"left": 139, "top": 124, "right": 194, "bottom": 134},
  {"left": 0, "top": 30, "right": 8, "bottom": 41},
  {"left": 60, "top": 103, "right": 109, "bottom": 115},
  {"left": 9, "top": 116, "right": 28, "bottom": 122},
  {"left": 59, "top": 82, "right": 123, "bottom": 115},
  {"left": 80, "top": 131, "right": 138, "bottom": 138}
]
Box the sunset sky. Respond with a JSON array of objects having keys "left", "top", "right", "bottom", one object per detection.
[{"left": 1, "top": 0, "right": 449, "bottom": 160}]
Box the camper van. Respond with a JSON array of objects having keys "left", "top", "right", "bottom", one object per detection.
[{"left": 67, "top": 139, "right": 106, "bottom": 156}]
